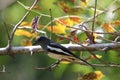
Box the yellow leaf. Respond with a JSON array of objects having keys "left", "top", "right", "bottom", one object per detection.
[
  {"left": 15, "top": 29, "right": 32, "bottom": 37},
  {"left": 20, "top": 21, "right": 31, "bottom": 27},
  {"left": 57, "top": 18, "right": 73, "bottom": 27},
  {"left": 31, "top": 32, "right": 38, "bottom": 38},
  {"left": 21, "top": 39, "right": 32, "bottom": 46},
  {"left": 47, "top": 20, "right": 68, "bottom": 34},
  {"left": 20, "top": 21, "right": 41, "bottom": 28},
  {"left": 94, "top": 71, "right": 104, "bottom": 80},
  {"left": 60, "top": 59, "right": 70, "bottom": 64},
  {"left": 102, "top": 23, "right": 116, "bottom": 32},
  {"left": 81, "top": 0, "right": 89, "bottom": 7},
  {"left": 82, "top": 71, "right": 104, "bottom": 80},
  {"left": 47, "top": 25, "right": 66, "bottom": 34},
  {"left": 47, "top": 18, "right": 81, "bottom": 34},
  {"left": 85, "top": 54, "right": 102, "bottom": 61},
  {"left": 90, "top": 55, "right": 102, "bottom": 60}
]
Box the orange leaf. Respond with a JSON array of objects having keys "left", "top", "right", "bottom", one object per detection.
[
  {"left": 112, "top": 20, "right": 120, "bottom": 26},
  {"left": 69, "top": 16, "right": 81, "bottom": 23},
  {"left": 102, "top": 23, "right": 116, "bottom": 32},
  {"left": 56, "top": 19, "right": 69, "bottom": 26},
  {"left": 71, "top": 0, "right": 76, "bottom": 3},
  {"left": 59, "top": 1, "right": 70, "bottom": 13},
  {"left": 82, "top": 71, "right": 104, "bottom": 80},
  {"left": 73, "top": 36, "right": 80, "bottom": 43},
  {"left": 56, "top": 18, "right": 73, "bottom": 27},
  {"left": 15, "top": 29, "right": 32, "bottom": 37},
  {"left": 33, "top": 6, "right": 42, "bottom": 10},
  {"left": 81, "top": 0, "right": 86, "bottom": 3}
]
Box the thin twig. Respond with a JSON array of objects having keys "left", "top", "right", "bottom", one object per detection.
[
  {"left": 91, "top": 0, "right": 97, "bottom": 32},
  {"left": 49, "top": 9, "right": 53, "bottom": 40},
  {"left": 35, "top": 59, "right": 61, "bottom": 70},
  {"left": 3, "top": 22, "right": 10, "bottom": 40},
  {"left": 7, "top": 0, "right": 38, "bottom": 49},
  {"left": 17, "top": 26, "right": 47, "bottom": 36},
  {"left": 35, "top": 62, "right": 120, "bottom": 71},
  {"left": 90, "top": 0, "right": 97, "bottom": 44},
  {"left": 114, "top": 36, "right": 120, "bottom": 42},
  {"left": 112, "top": 7, "right": 120, "bottom": 13},
  {"left": 17, "top": 1, "right": 51, "bottom": 17}
]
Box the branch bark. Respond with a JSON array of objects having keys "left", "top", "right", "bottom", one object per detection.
[{"left": 1, "top": 42, "right": 120, "bottom": 55}]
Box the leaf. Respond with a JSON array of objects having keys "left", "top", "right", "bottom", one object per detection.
[
  {"left": 47, "top": 18, "right": 74, "bottom": 34},
  {"left": 69, "top": 16, "right": 81, "bottom": 23},
  {"left": 47, "top": 25, "right": 66, "bottom": 34},
  {"left": 81, "top": 0, "right": 89, "bottom": 7},
  {"left": 15, "top": 29, "right": 32, "bottom": 37},
  {"left": 71, "top": 0, "right": 76, "bottom": 3},
  {"left": 21, "top": 39, "right": 32, "bottom": 46},
  {"left": 102, "top": 23, "right": 116, "bottom": 32},
  {"left": 112, "top": 20, "right": 120, "bottom": 26},
  {"left": 32, "top": 6, "right": 42, "bottom": 10},
  {"left": 46, "top": 17, "right": 81, "bottom": 34},
  {"left": 59, "top": 1, "right": 71, "bottom": 13},
  {"left": 73, "top": 36, "right": 80, "bottom": 43},
  {"left": 81, "top": 0, "right": 86, "bottom": 3},
  {"left": 58, "top": 0, "right": 83, "bottom": 14},
  {"left": 86, "top": 54, "right": 102, "bottom": 61},
  {"left": 20, "top": 21, "right": 41, "bottom": 28},
  {"left": 60, "top": 59, "right": 70, "bottom": 64},
  {"left": 20, "top": 21, "right": 31, "bottom": 27},
  {"left": 57, "top": 18, "right": 74, "bottom": 27},
  {"left": 82, "top": 71, "right": 104, "bottom": 80}
]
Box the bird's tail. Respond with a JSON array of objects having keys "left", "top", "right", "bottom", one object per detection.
[{"left": 63, "top": 56, "right": 95, "bottom": 69}]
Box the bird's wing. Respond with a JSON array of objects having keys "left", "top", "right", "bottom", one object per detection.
[{"left": 47, "top": 42, "right": 74, "bottom": 56}]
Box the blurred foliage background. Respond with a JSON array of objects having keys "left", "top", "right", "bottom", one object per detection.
[{"left": 0, "top": 0, "right": 120, "bottom": 80}]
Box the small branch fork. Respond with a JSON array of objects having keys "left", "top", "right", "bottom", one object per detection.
[
  {"left": 35, "top": 59, "right": 120, "bottom": 71},
  {"left": 7, "top": 0, "right": 38, "bottom": 49},
  {"left": 35, "top": 59, "right": 61, "bottom": 71}
]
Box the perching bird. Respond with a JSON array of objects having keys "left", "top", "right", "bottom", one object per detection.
[{"left": 33, "top": 36, "right": 95, "bottom": 69}]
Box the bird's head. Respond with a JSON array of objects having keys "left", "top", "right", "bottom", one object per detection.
[{"left": 32, "top": 36, "right": 50, "bottom": 46}]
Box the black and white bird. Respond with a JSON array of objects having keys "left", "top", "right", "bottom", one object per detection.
[{"left": 33, "top": 36, "right": 94, "bottom": 69}]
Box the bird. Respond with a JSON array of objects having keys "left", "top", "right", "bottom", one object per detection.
[{"left": 32, "top": 36, "right": 95, "bottom": 69}]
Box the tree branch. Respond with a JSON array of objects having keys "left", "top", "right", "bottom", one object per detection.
[
  {"left": 1, "top": 43, "right": 120, "bottom": 68},
  {"left": 1, "top": 42, "right": 120, "bottom": 55}
]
